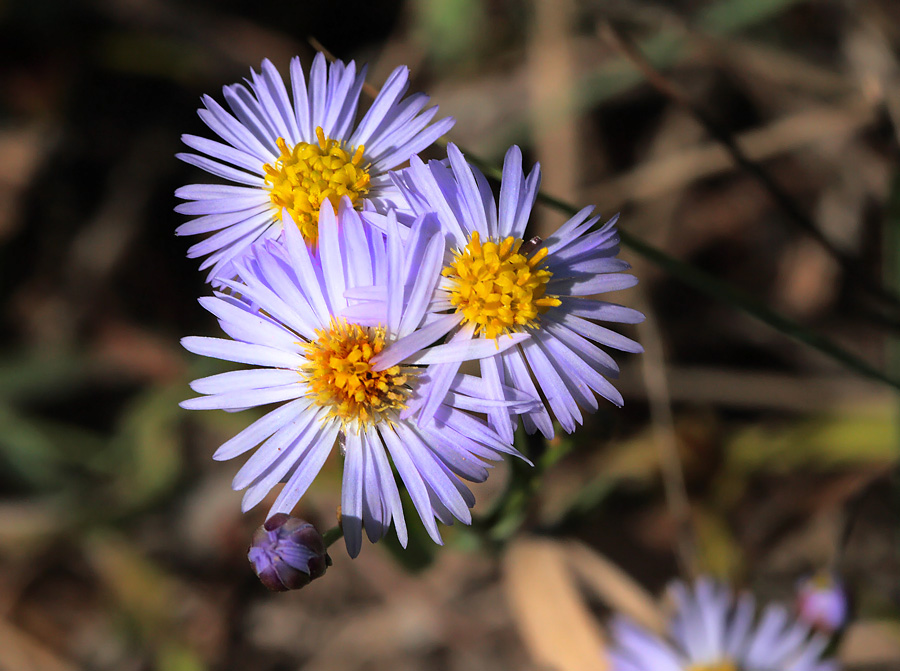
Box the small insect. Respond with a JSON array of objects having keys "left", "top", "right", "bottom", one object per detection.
[{"left": 519, "top": 236, "right": 543, "bottom": 257}]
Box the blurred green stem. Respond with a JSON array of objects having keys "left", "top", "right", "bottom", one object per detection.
[{"left": 322, "top": 525, "right": 343, "bottom": 549}]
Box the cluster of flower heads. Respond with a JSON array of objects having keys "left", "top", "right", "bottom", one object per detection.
[
  {"left": 609, "top": 578, "right": 841, "bottom": 671},
  {"left": 176, "top": 53, "right": 644, "bottom": 559}
]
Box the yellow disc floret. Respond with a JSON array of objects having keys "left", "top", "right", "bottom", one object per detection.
[
  {"left": 443, "top": 231, "right": 561, "bottom": 340},
  {"left": 301, "top": 320, "right": 412, "bottom": 426},
  {"left": 263, "top": 127, "right": 371, "bottom": 245},
  {"left": 687, "top": 663, "right": 739, "bottom": 671}
]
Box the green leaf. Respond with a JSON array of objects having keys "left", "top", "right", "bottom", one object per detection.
[
  {"left": 107, "top": 384, "right": 186, "bottom": 512},
  {"left": 726, "top": 403, "right": 898, "bottom": 472}
]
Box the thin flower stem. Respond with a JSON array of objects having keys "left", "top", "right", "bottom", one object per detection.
[
  {"left": 599, "top": 21, "right": 900, "bottom": 325},
  {"left": 322, "top": 525, "right": 344, "bottom": 549}
]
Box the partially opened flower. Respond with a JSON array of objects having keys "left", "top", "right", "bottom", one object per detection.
[
  {"left": 365, "top": 143, "right": 643, "bottom": 440},
  {"left": 181, "top": 200, "right": 531, "bottom": 556},
  {"left": 175, "top": 53, "right": 453, "bottom": 282},
  {"left": 609, "top": 578, "right": 839, "bottom": 671},
  {"left": 249, "top": 514, "right": 331, "bottom": 591}
]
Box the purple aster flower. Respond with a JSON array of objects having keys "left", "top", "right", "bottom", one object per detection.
[
  {"left": 363, "top": 143, "right": 643, "bottom": 440},
  {"left": 609, "top": 578, "right": 839, "bottom": 671},
  {"left": 248, "top": 513, "right": 331, "bottom": 591},
  {"left": 796, "top": 572, "right": 848, "bottom": 634},
  {"left": 181, "top": 200, "right": 533, "bottom": 557},
  {"left": 175, "top": 53, "right": 453, "bottom": 283}
]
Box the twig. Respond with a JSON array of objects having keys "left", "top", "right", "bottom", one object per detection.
[
  {"left": 636, "top": 300, "right": 698, "bottom": 578},
  {"left": 308, "top": 37, "right": 380, "bottom": 100},
  {"left": 599, "top": 21, "right": 900, "bottom": 321}
]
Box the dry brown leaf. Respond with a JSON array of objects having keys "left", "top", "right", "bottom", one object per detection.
[
  {"left": 502, "top": 537, "right": 607, "bottom": 671},
  {"left": 0, "top": 620, "right": 77, "bottom": 671},
  {"left": 565, "top": 540, "right": 665, "bottom": 634},
  {"left": 840, "top": 620, "right": 900, "bottom": 667}
]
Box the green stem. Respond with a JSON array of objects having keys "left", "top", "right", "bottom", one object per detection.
[{"left": 322, "top": 525, "right": 343, "bottom": 549}]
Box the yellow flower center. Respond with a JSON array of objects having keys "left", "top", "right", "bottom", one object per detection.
[
  {"left": 687, "top": 662, "right": 739, "bottom": 671},
  {"left": 442, "top": 231, "right": 560, "bottom": 339},
  {"left": 263, "top": 127, "right": 371, "bottom": 245},
  {"left": 301, "top": 320, "right": 412, "bottom": 426}
]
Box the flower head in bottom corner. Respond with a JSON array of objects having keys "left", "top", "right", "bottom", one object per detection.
[
  {"left": 181, "top": 200, "right": 535, "bottom": 558},
  {"left": 608, "top": 578, "right": 840, "bottom": 671}
]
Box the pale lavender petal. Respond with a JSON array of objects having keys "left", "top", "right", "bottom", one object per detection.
[
  {"left": 269, "top": 420, "right": 340, "bottom": 514},
  {"left": 233, "top": 405, "right": 322, "bottom": 491},
  {"left": 380, "top": 422, "right": 442, "bottom": 544},
  {"left": 385, "top": 209, "right": 403, "bottom": 334},
  {"left": 497, "top": 145, "right": 524, "bottom": 239},
  {"left": 175, "top": 203, "right": 271, "bottom": 236},
  {"left": 394, "top": 422, "right": 471, "bottom": 524},
  {"left": 397, "top": 231, "right": 445, "bottom": 337},
  {"left": 543, "top": 207, "right": 599, "bottom": 255},
  {"left": 181, "top": 336, "right": 304, "bottom": 369},
  {"left": 351, "top": 65, "right": 409, "bottom": 146},
  {"left": 369, "top": 425, "right": 407, "bottom": 547},
  {"left": 409, "top": 331, "right": 529, "bottom": 365},
  {"left": 501, "top": 345, "right": 554, "bottom": 438},
  {"left": 521, "top": 338, "right": 581, "bottom": 432},
  {"left": 181, "top": 134, "right": 264, "bottom": 173},
  {"left": 190, "top": 368, "right": 300, "bottom": 395},
  {"left": 563, "top": 297, "right": 646, "bottom": 324},
  {"left": 180, "top": 382, "right": 303, "bottom": 411},
  {"left": 479, "top": 353, "right": 515, "bottom": 445},
  {"left": 548, "top": 272, "right": 639, "bottom": 296},
  {"left": 177, "top": 152, "right": 266, "bottom": 186},
  {"left": 240, "top": 413, "right": 331, "bottom": 512},
  {"left": 197, "top": 295, "right": 300, "bottom": 351},
  {"left": 372, "top": 313, "right": 460, "bottom": 371},
  {"left": 446, "top": 143, "right": 488, "bottom": 238},
  {"left": 289, "top": 56, "right": 312, "bottom": 140},
  {"left": 282, "top": 215, "right": 333, "bottom": 324},
  {"left": 212, "top": 398, "right": 310, "bottom": 461},
  {"left": 316, "top": 201, "right": 347, "bottom": 311},
  {"left": 341, "top": 430, "right": 365, "bottom": 557}
]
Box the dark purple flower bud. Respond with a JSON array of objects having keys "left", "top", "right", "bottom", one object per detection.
[{"left": 248, "top": 514, "right": 332, "bottom": 591}]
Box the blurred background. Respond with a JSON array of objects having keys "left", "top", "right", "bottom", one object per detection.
[{"left": 1, "top": 0, "right": 900, "bottom": 669}]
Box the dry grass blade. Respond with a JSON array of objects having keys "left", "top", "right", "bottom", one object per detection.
[
  {"left": 529, "top": 0, "right": 580, "bottom": 236},
  {"left": 590, "top": 100, "right": 876, "bottom": 209},
  {"left": 502, "top": 537, "right": 608, "bottom": 671},
  {"left": 564, "top": 540, "right": 665, "bottom": 634}
]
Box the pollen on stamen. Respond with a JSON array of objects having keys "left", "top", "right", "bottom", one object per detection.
[
  {"left": 263, "top": 128, "right": 371, "bottom": 246},
  {"left": 300, "top": 320, "right": 413, "bottom": 427},
  {"left": 443, "top": 231, "right": 561, "bottom": 340}
]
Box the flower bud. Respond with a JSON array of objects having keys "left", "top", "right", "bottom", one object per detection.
[
  {"left": 248, "top": 514, "right": 332, "bottom": 591},
  {"left": 796, "top": 571, "right": 848, "bottom": 633}
]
